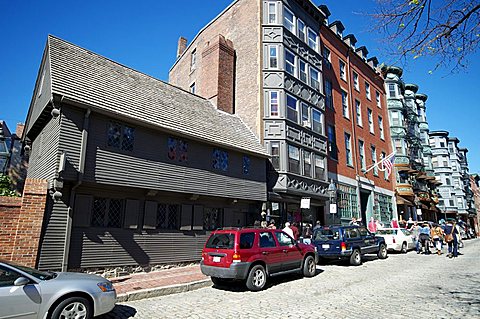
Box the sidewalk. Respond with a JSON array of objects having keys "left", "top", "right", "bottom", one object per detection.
[{"left": 110, "top": 264, "right": 211, "bottom": 302}]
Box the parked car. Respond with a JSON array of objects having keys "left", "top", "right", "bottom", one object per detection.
[
  {"left": 375, "top": 228, "right": 415, "bottom": 253},
  {"left": 0, "top": 259, "right": 116, "bottom": 319},
  {"left": 312, "top": 225, "right": 387, "bottom": 266},
  {"left": 200, "top": 228, "right": 318, "bottom": 291}
]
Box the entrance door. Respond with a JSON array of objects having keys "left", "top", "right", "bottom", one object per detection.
[{"left": 360, "top": 190, "right": 371, "bottom": 224}]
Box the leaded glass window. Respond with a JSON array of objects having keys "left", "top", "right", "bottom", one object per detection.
[
  {"left": 107, "top": 121, "right": 134, "bottom": 151},
  {"left": 243, "top": 155, "right": 250, "bottom": 175},
  {"left": 213, "top": 149, "right": 228, "bottom": 171},
  {"left": 157, "top": 204, "right": 179, "bottom": 230},
  {"left": 168, "top": 137, "right": 188, "bottom": 162},
  {"left": 91, "top": 198, "right": 106, "bottom": 227},
  {"left": 107, "top": 199, "right": 123, "bottom": 228},
  {"left": 204, "top": 208, "right": 222, "bottom": 230}
]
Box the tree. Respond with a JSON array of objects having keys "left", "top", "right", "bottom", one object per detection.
[
  {"left": 0, "top": 174, "right": 18, "bottom": 197},
  {"left": 373, "top": 0, "right": 480, "bottom": 72}
]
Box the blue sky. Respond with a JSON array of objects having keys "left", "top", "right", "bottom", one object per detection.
[{"left": 1, "top": 0, "right": 478, "bottom": 172}]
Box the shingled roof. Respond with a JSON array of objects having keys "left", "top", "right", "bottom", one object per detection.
[{"left": 47, "top": 35, "right": 268, "bottom": 157}]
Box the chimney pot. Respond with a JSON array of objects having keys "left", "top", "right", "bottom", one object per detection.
[{"left": 177, "top": 37, "right": 188, "bottom": 58}]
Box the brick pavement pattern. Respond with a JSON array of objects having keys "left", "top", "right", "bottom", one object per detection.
[{"left": 101, "top": 239, "right": 480, "bottom": 319}]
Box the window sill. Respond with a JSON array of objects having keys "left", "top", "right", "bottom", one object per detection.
[{"left": 347, "top": 164, "right": 355, "bottom": 169}]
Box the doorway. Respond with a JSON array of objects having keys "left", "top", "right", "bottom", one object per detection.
[{"left": 359, "top": 190, "right": 371, "bottom": 224}]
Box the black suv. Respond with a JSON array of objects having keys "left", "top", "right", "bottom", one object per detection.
[{"left": 312, "top": 225, "right": 387, "bottom": 266}]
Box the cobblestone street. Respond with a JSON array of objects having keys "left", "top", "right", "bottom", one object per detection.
[{"left": 101, "top": 239, "right": 480, "bottom": 319}]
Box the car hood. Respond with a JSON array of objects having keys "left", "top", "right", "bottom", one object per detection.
[{"left": 51, "top": 271, "right": 109, "bottom": 283}]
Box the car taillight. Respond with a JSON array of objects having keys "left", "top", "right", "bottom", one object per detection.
[
  {"left": 341, "top": 242, "right": 346, "bottom": 251},
  {"left": 232, "top": 253, "right": 241, "bottom": 263}
]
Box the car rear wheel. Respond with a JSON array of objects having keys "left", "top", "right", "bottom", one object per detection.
[
  {"left": 349, "top": 249, "right": 362, "bottom": 266},
  {"left": 50, "top": 296, "right": 92, "bottom": 319},
  {"left": 302, "top": 256, "right": 316, "bottom": 277},
  {"left": 245, "top": 265, "right": 266, "bottom": 291},
  {"left": 378, "top": 244, "right": 388, "bottom": 259},
  {"left": 401, "top": 242, "right": 407, "bottom": 254}
]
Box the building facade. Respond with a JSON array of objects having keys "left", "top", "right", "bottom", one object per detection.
[
  {"left": 383, "top": 67, "right": 440, "bottom": 222},
  {"left": 319, "top": 10, "right": 395, "bottom": 225},
  {"left": 170, "top": 0, "right": 331, "bottom": 226},
  {"left": 22, "top": 36, "right": 269, "bottom": 270}
]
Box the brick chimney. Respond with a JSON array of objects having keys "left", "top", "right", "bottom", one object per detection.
[
  {"left": 200, "top": 34, "right": 235, "bottom": 114},
  {"left": 15, "top": 123, "right": 24, "bottom": 139},
  {"left": 177, "top": 37, "right": 188, "bottom": 58}
]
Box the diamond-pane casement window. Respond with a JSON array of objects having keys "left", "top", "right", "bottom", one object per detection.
[
  {"left": 167, "top": 205, "right": 179, "bottom": 229},
  {"left": 107, "top": 199, "right": 123, "bottom": 228},
  {"left": 107, "top": 122, "right": 121, "bottom": 148},
  {"left": 157, "top": 204, "right": 167, "bottom": 228},
  {"left": 122, "top": 126, "right": 135, "bottom": 151},
  {"left": 243, "top": 156, "right": 250, "bottom": 175},
  {"left": 213, "top": 149, "right": 228, "bottom": 171},
  {"left": 204, "top": 208, "right": 222, "bottom": 230},
  {"left": 91, "top": 198, "right": 106, "bottom": 227},
  {"left": 167, "top": 137, "right": 188, "bottom": 162}
]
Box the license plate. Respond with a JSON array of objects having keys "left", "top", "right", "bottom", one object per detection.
[
  {"left": 322, "top": 244, "right": 330, "bottom": 249},
  {"left": 213, "top": 256, "right": 221, "bottom": 262}
]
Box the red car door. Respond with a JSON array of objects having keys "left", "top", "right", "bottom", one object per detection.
[
  {"left": 274, "top": 231, "right": 303, "bottom": 271},
  {"left": 258, "top": 231, "right": 284, "bottom": 274}
]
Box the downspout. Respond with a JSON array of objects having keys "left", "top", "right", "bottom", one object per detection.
[{"left": 62, "top": 107, "right": 91, "bottom": 271}]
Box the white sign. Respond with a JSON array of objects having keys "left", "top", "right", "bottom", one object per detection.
[
  {"left": 416, "top": 208, "right": 423, "bottom": 216},
  {"left": 330, "top": 203, "right": 337, "bottom": 214},
  {"left": 301, "top": 197, "right": 311, "bottom": 209}
]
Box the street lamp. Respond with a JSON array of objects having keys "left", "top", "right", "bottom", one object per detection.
[{"left": 328, "top": 179, "right": 338, "bottom": 225}]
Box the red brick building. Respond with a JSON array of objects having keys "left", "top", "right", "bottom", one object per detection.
[{"left": 319, "top": 13, "right": 396, "bottom": 224}]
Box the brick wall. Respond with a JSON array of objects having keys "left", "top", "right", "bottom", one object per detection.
[
  {"left": 0, "top": 196, "right": 22, "bottom": 260},
  {"left": 169, "top": 0, "right": 262, "bottom": 138},
  {"left": 0, "top": 178, "right": 48, "bottom": 267}
]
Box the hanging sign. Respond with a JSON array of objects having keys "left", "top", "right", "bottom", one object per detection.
[{"left": 301, "top": 197, "right": 311, "bottom": 209}]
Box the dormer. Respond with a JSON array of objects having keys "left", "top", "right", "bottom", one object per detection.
[
  {"left": 367, "top": 56, "right": 378, "bottom": 69},
  {"left": 318, "top": 5, "right": 331, "bottom": 25},
  {"left": 343, "top": 34, "right": 357, "bottom": 49},
  {"left": 329, "top": 20, "right": 345, "bottom": 38},
  {"left": 355, "top": 46, "right": 368, "bottom": 60}
]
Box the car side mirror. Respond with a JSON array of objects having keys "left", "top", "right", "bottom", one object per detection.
[{"left": 14, "top": 277, "right": 30, "bottom": 286}]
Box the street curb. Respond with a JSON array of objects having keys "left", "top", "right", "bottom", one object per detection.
[{"left": 116, "top": 279, "right": 211, "bottom": 302}]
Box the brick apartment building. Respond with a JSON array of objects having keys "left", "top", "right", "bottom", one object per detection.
[
  {"left": 319, "top": 10, "right": 395, "bottom": 224},
  {"left": 169, "top": 0, "right": 396, "bottom": 225}
]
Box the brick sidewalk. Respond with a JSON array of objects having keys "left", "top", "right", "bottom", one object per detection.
[{"left": 110, "top": 265, "right": 210, "bottom": 301}]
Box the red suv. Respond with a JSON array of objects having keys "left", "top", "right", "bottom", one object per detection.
[{"left": 200, "top": 228, "right": 318, "bottom": 291}]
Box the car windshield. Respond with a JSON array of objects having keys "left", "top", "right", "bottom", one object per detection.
[
  {"left": 376, "top": 229, "right": 396, "bottom": 235},
  {"left": 313, "top": 229, "right": 340, "bottom": 241},
  {"left": 206, "top": 233, "right": 235, "bottom": 249},
  {"left": 1, "top": 259, "right": 54, "bottom": 280}
]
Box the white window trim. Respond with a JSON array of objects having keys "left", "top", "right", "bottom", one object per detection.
[
  {"left": 376, "top": 91, "right": 381, "bottom": 108},
  {"left": 267, "top": 2, "right": 278, "bottom": 24},
  {"left": 286, "top": 94, "right": 299, "bottom": 123},
  {"left": 339, "top": 60, "right": 346, "bottom": 81},
  {"left": 365, "top": 82, "right": 371, "bottom": 100},
  {"left": 379, "top": 116, "right": 384, "bottom": 140},
  {"left": 353, "top": 72, "right": 359, "bottom": 91},
  {"left": 307, "top": 27, "right": 318, "bottom": 52},
  {"left": 341, "top": 89, "right": 349, "bottom": 119},
  {"left": 283, "top": 6, "right": 295, "bottom": 33},
  {"left": 355, "top": 100, "right": 362, "bottom": 127},
  {"left": 368, "top": 109, "right": 374, "bottom": 134},
  {"left": 268, "top": 45, "right": 279, "bottom": 69},
  {"left": 297, "top": 18, "right": 306, "bottom": 41},
  {"left": 269, "top": 91, "right": 280, "bottom": 117},
  {"left": 309, "top": 66, "right": 320, "bottom": 91},
  {"left": 285, "top": 48, "right": 296, "bottom": 76}
]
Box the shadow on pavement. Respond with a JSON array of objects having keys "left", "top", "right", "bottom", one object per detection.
[
  {"left": 97, "top": 305, "right": 137, "bottom": 318},
  {"left": 211, "top": 268, "right": 325, "bottom": 292}
]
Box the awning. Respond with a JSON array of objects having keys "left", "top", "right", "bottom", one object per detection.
[{"left": 396, "top": 196, "right": 414, "bottom": 206}]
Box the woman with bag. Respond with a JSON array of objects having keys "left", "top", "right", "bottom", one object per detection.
[
  {"left": 431, "top": 224, "right": 444, "bottom": 255},
  {"left": 444, "top": 220, "right": 458, "bottom": 258}
]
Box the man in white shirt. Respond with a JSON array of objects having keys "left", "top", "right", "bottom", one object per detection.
[{"left": 283, "top": 222, "right": 294, "bottom": 238}]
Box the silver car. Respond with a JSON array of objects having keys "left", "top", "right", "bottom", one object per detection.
[{"left": 0, "top": 259, "right": 116, "bottom": 319}]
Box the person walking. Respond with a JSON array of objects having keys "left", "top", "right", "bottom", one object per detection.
[
  {"left": 408, "top": 222, "right": 421, "bottom": 254},
  {"left": 418, "top": 223, "right": 431, "bottom": 254},
  {"left": 303, "top": 223, "right": 313, "bottom": 244},
  {"left": 368, "top": 217, "right": 377, "bottom": 233},
  {"left": 313, "top": 220, "right": 322, "bottom": 231},
  {"left": 431, "top": 224, "right": 444, "bottom": 255},
  {"left": 283, "top": 222, "right": 294, "bottom": 238},
  {"left": 444, "top": 220, "right": 459, "bottom": 258},
  {"left": 375, "top": 219, "right": 384, "bottom": 230},
  {"left": 349, "top": 217, "right": 359, "bottom": 226}
]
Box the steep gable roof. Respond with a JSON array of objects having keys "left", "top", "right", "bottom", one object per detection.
[{"left": 47, "top": 35, "right": 268, "bottom": 157}]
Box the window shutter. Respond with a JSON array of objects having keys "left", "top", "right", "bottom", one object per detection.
[
  {"left": 73, "top": 195, "right": 93, "bottom": 227},
  {"left": 180, "top": 205, "right": 193, "bottom": 231},
  {"left": 124, "top": 199, "right": 140, "bottom": 229},
  {"left": 193, "top": 205, "right": 204, "bottom": 230},
  {"left": 143, "top": 201, "right": 157, "bottom": 229}
]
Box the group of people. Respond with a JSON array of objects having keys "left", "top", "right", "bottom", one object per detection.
[{"left": 407, "top": 219, "right": 461, "bottom": 258}]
